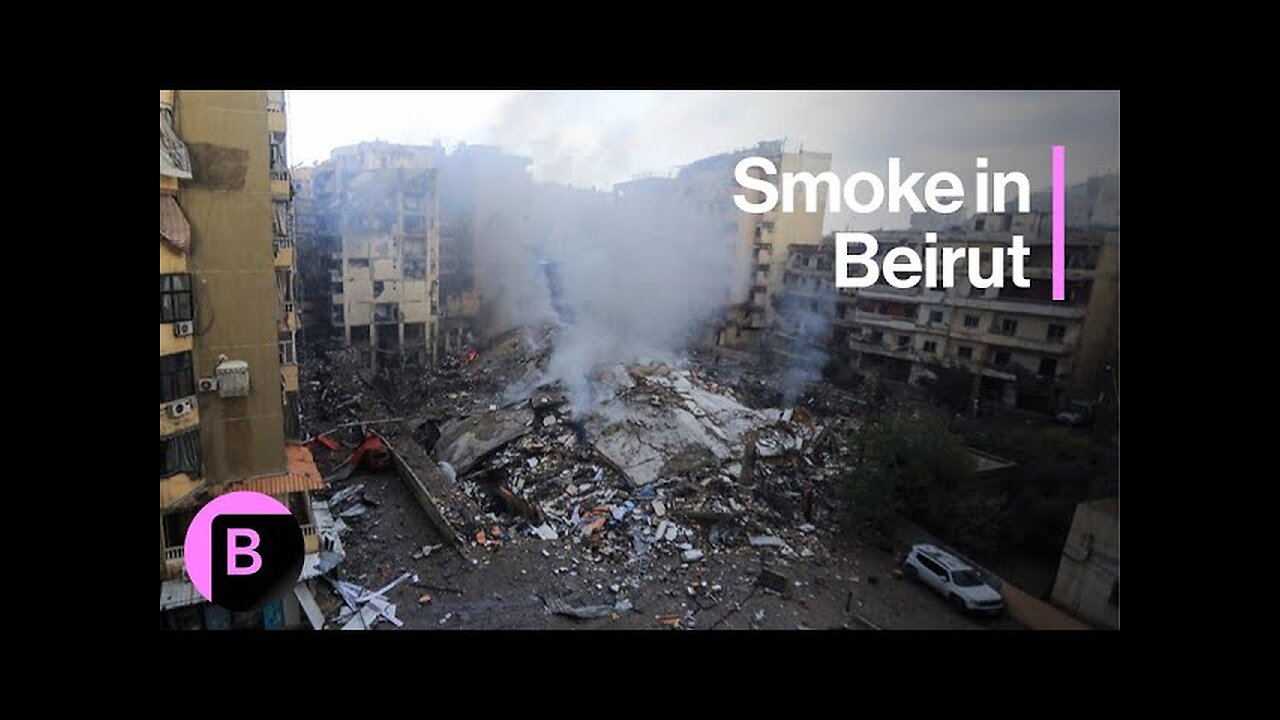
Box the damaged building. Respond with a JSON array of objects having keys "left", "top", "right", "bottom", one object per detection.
[
  {"left": 674, "top": 140, "right": 831, "bottom": 349},
  {"left": 776, "top": 201, "right": 1120, "bottom": 413},
  {"left": 160, "top": 90, "right": 336, "bottom": 630},
  {"left": 296, "top": 142, "right": 444, "bottom": 371}
]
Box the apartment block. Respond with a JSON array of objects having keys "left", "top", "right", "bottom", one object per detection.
[
  {"left": 296, "top": 142, "right": 441, "bottom": 371},
  {"left": 610, "top": 140, "right": 830, "bottom": 349},
  {"left": 777, "top": 206, "right": 1119, "bottom": 413},
  {"left": 160, "top": 90, "right": 329, "bottom": 630}
]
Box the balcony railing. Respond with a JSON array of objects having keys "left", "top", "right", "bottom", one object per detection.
[
  {"left": 164, "top": 546, "right": 184, "bottom": 561},
  {"left": 301, "top": 524, "right": 316, "bottom": 537}
]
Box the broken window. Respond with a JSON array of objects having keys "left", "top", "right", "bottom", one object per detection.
[
  {"left": 999, "top": 318, "right": 1018, "bottom": 336},
  {"left": 964, "top": 314, "right": 980, "bottom": 328},
  {"left": 923, "top": 340, "right": 938, "bottom": 353},
  {"left": 160, "top": 430, "right": 201, "bottom": 478},
  {"left": 1109, "top": 580, "right": 1119, "bottom": 606},
  {"left": 957, "top": 345, "right": 973, "bottom": 359},
  {"left": 374, "top": 303, "right": 400, "bottom": 324},
  {"left": 929, "top": 310, "right": 944, "bottom": 324},
  {"left": 160, "top": 274, "right": 194, "bottom": 323},
  {"left": 994, "top": 350, "right": 1011, "bottom": 365},
  {"left": 404, "top": 257, "right": 427, "bottom": 280},
  {"left": 404, "top": 323, "right": 424, "bottom": 341},
  {"left": 1039, "top": 357, "right": 1058, "bottom": 376},
  {"left": 373, "top": 280, "right": 385, "bottom": 296},
  {"left": 897, "top": 335, "right": 910, "bottom": 347},
  {"left": 160, "top": 351, "right": 195, "bottom": 404},
  {"left": 350, "top": 325, "right": 369, "bottom": 343},
  {"left": 1047, "top": 324, "right": 1066, "bottom": 343}
]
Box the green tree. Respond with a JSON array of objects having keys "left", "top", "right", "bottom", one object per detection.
[{"left": 840, "top": 411, "right": 980, "bottom": 536}]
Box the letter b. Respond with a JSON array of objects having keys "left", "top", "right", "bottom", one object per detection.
[
  {"left": 836, "top": 233, "right": 879, "bottom": 288},
  {"left": 226, "top": 528, "right": 263, "bottom": 576}
]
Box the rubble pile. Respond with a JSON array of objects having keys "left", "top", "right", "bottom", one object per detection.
[{"left": 429, "top": 358, "right": 856, "bottom": 570}]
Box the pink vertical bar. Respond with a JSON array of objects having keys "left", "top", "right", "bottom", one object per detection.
[{"left": 1052, "top": 145, "right": 1065, "bottom": 301}]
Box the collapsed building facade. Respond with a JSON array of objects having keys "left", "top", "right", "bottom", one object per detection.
[
  {"left": 775, "top": 194, "right": 1121, "bottom": 413},
  {"left": 160, "top": 90, "right": 336, "bottom": 629}
]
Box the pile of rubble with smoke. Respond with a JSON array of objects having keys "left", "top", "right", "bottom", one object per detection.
[{"left": 418, "top": 335, "right": 860, "bottom": 570}]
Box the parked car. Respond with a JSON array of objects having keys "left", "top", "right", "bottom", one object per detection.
[
  {"left": 903, "top": 543, "right": 1004, "bottom": 616},
  {"left": 1055, "top": 400, "right": 1095, "bottom": 427}
]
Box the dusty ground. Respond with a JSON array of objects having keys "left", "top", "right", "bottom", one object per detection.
[{"left": 319, "top": 470, "right": 1021, "bottom": 630}]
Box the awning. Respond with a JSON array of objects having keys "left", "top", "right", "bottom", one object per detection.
[
  {"left": 217, "top": 443, "right": 325, "bottom": 497},
  {"left": 160, "top": 195, "right": 191, "bottom": 252},
  {"left": 160, "top": 108, "right": 193, "bottom": 179}
]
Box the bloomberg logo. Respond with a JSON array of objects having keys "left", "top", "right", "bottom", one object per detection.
[{"left": 183, "top": 491, "right": 305, "bottom": 612}]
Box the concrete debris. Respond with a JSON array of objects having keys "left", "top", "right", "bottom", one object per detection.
[
  {"left": 531, "top": 523, "right": 559, "bottom": 540},
  {"left": 757, "top": 568, "right": 789, "bottom": 595},
  {"left": 545, "top": 597, "right": 617, "bottom": 620},
  {"left": 339, "top": 503, "right": 368, "bottom": 518},
  {"left": 438, "top": 461, "right": 457, "bottom": 483},
  {"left": 749, "top": 535, "right": 786, "bottom": 548},
  {"left": 682, "top": 549, "right": 704, "bottom": 562}
]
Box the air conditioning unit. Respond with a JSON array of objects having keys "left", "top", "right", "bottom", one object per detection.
[
  {"left": 166, "top": 398, "right": 195, "bottom": 418},
  {"left": 173, "top": 321, "right": 194, "bottom": 337},
  {"left": 197, "top": 377, "right": 217, "bottom": 393},
  {"left": 216, "top": 359, "right": 251, "bottom": 398}
]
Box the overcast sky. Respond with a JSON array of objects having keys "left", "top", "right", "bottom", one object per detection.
[{"left": 287, "top": 90, "right": 1119, "bottom": 231}]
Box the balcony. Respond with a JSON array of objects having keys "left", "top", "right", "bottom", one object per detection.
[
  {"left": 160, "top": 396, "right": 200, "bottom": 438},
  {"left": 160, "top": 324, "right": 194, "bottom": 356},
  {"left": 271, "top": 177, "right": 291, "bottom": 199},
  {"left": 268, "top": 102, "right": 286, "bottom": 133},
  {"left": 274, "top": 244, "right": 294, "bottom": 268},
  {"left": 302, "top": 523, "right": 319, "bottom": 554},
  {"left": 949, "top": 295, "right": 1087, "bottom": 319},
  {"left": 163, "top": 545, "right": 186, "bottom": 580},
  {"left": 160, "top": 472, "right": 204, "bottom": 512},
  {"left": 282, "top": 363, "right": 299, "bottom": 392},
  {"left": 852, "top": 310, "right": 919, "bottom": 331},
  {"left": 279, "top": 304, "right": 298, "bottom": 332}
]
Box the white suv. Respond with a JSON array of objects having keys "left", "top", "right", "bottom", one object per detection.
[{"left": 904, "top": 543, "right": 1004, "bottom": 616}]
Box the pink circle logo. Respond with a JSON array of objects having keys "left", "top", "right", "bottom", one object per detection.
[{"left": 184, "top": 491, "right": 305, "bottom": 611}]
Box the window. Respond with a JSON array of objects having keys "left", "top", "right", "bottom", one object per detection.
[
  {"left": 958, "top": 346, "right": 973, "bottom": 359},
  {"left": 1047, "top": 324, "right": 1066, "bottom": 343},
  {"left": 160, "top": 274, "right": 194, "bottom": 323},
  {"left": 160, "top": 430, "right": 201, "bottom": 478},
  {"left": 373, "top": 280, "right": 385, "bottom": 296},
  {"left": 869, "top": 330, "right": 884, "bottom": 344},
  {"left": 279, "top": 338, "right": 296, "bottom": 365},
  {"left": 160, "top": 352, "right": 195, "bottom": 404},
  {"left": 929, "top": 310, "right": 943, "bottom": 324},
  {"left": 974, "top": 218, "right": 985, "bottom": 231},
  {"left": 1109, "top": 581, "right": 1119, "bottom": 606},
  {"left": 994, "top": 350, "right": 1011, "bottom": 365},
  {"left": 1039, "top": 358, "right": 1058, "bottom": 376},
  {"left": 1000, "top": 318, "right": 1018, "bottom": 336},
  {"left": 923, "top": 340, "right": 937, "bottom": 353},
  {"left": 897, "top": 335, "right": 910, "bottom": 347},
  {"left": 964, "top": 314, "right": 980, "bottom": 328}
]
